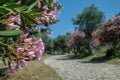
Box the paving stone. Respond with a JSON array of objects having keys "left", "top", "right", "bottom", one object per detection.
[{"left": 44, "top": 55, "right": 120, "bottom": 80}]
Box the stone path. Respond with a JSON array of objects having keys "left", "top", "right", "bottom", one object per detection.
[{"left": 44, "top": 55, "right": 120, "bottom": 80}]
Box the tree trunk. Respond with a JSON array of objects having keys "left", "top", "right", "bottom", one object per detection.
[{"left": 88, "top": 39, "right": 94, "bottom": 55}]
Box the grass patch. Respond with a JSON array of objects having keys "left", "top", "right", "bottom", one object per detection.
[
  {"left": 0, "top": 54, "right": 61, "bottom": 80},
  {"left": 67, "top": 46, "right": 120, "bottom": 65}
]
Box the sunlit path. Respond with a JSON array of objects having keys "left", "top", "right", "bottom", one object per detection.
[{"left": 44, "top": 55, "right": 120, "bottom": 80}]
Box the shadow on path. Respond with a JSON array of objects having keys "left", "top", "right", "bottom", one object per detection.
[
  {"left": 56, "top": 55, "right": 90, "bottom": 60},
  {"left": 55, "top": 55, "right": 112, "bottom": 64},
  {"left": 0, "top": 67, "right": 7, "bottom": 77},
  {"left": 80, "top": 56, "right": 111, "bottom": 63}
]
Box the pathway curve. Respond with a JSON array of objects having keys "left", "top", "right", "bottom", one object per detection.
[{"left": 44, "top": 55, "right": 120, "bottom": 80}]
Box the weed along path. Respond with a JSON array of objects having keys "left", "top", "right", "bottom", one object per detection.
[{"left": 44, "top": 55, "right": 120, "bottom": 80}]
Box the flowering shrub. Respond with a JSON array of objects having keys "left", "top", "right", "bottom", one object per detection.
[
  {"left": 0, "top": 0, "right": 61, "bottom": 73},
  {"left": 101, "top": 16, "right": 120, "bottom": 43},
  {"left": 95, "top": 16, "right": 120, "bottom": 57},
  {"left": 92, "top": 30, "right": 102, "bottom": 47},
  {"left": 66, "top": 30, "right": 86, "bottom": 55}
]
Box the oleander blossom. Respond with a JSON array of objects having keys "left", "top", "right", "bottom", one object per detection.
[
  {"left": 27, "top": 51, "right": 35, "bottom": 59},
  {"left": 24, "top": 38, "right": 32, "bottom": 43},
  {"left": 7, "top": 66, "right": 16, "bottom": 73},
  {"left": 92, "top": 30, "right": 102, "bottom": 47},
  {"left": 20, "top": 33, "right": 29, "bottom": 39},
  {"left": 101, "top": 16, "right": 120, "bottom": 43},
  {"left": 34, "top": 38, "right": 44, "bottom": 60},
  {"left": 53, "top": 0, "right": 57, "bottom": 3},
  {"left": 5, "top": 14, "right": 21, "bottom": 30},
  {"left": 18, "top": 36, "right": 44, "bottom": 60},
  {"left": 0, "top": 0, "right": 61, "bottom": 74},
  {"left": 18, "top": 33, "right": 44, "bottom": 60},
  {"left": 19, "top": 60, "right": 28, "bottom": 69},
  {"left": 36, "top": 52, "right": 42, "bottom": 60},
  {"left": 37, "top": 0, "right": 42, "bottom": 8},
  {"left": 10, "top": 14, "right": 21, "bottom": 24},
  {"left": 17, "top": 47, "right": 25, "bottom": 54},
  {"left": 6, "top": 23, "right": 20, "bottom": 30},
  {"left": 36, "top": 27, "right": 41, "bottom": 33}
]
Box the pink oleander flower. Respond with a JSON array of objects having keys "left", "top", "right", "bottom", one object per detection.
[
  {"left": 24, "top": 38, "right": 32, "bottom": 43},
  {"left": 53, "top": 0, "right": 57, "bottom": 3},
  {"left": 17, "top": 0, "right": 21, "bottom": 4},
  {"left": 19, "top": 60, "right": 28, "bottom": 68},
  {"left": 44, "top": 16, "right": 50, "bottom": 22},
  {"left": 36, "top": 52, "right": 42, "bottom": 60},
  {"left": 17, "top": 47, "right": 25, "bottom": 54},
  {"left": 49, "top": 7, "right": 59, "bottom": 21},
  {"left": 35, "top": 38, "right": 45, "bottom": 52},
  {"left": 7, "top": 66, "right": 16, "bottom": 74},
  {"left": 37, "top": 0, "right": 41, "bottom": 8},
  {"left": 20, "top": 33, "right": 29, "bottom": 39},
  {"left": 27, "top": 51, "right": 35, "bottom": 59},
  {"left": 6, "top": 23, "right": 20, "bottom": 30},
  {"left": 10, "top": 14, "right": 21, "bottom": 24},
  {"left": 36, "top": 27, "right": 41, "bottom": 33},
  {"left": 43, "top": 5, "right": 49, "bottom": 10}
]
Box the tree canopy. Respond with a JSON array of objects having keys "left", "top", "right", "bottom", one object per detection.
[{"left": 72, "top": 4, "right": 105, "bottom": 38}]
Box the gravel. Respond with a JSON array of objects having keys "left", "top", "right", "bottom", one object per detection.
[{"left": 44, "top": 55, "right": 120, "bottom": 80}]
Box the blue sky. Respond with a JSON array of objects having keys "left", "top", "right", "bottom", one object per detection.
[{"left": 50, "top": 0, "right": 120, "bottom": 38}]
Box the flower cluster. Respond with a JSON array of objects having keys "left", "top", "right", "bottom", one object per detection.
[
  {"left": 36, "top": 0, "right": 61, "bottom": 26},
  {"left": 7, "top": 33, "right": 45, "bottom": 73},
  {"left": 0, "top": 0, "right": 61, "bottom": 74},
  {"left": 92, "top": 15, "right": 120, "bottom": 47},
  {"left": 92, "top": 30, "right": 102, "bottom": 47},
  {"left": 5, "top": 15, "right": 21, "bottom": 30},
  {"left": 101, "top": 16, "right": 120, "bottom": 43},
  {"left": 66, "top": 31, "right": 86, "bottom": 50}
]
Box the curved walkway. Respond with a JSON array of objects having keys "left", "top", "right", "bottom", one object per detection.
[{"left": 44, "top": 55, "right": 120, "bottom": 80}]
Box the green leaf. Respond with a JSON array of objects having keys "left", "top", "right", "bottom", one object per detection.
[
  {"left": 2, "top": 58, "right": 6, "bottom": 66},
  {"left": 0, "top": 0, "right": 7, "bottom": 4},
  {"left": 27, "top": 1, "right": 37, "bottom": 12},
  {"left": 4, "top": 3, "right": 20, "bottom": 9},
  {"left": 0, "top": 30, "right": 22, "bottom": 37},
  {"left": 15, "top": 6, "right": 28, "bottom": 12},
  {"left": 21, "top": 11, "right": 37, "bottom": 24},
  {"left": 0, "top": 6, "right": 15, "bottom": 14},
  {"left": 0, "top": 11, "right": 5, "bottom": 15}
]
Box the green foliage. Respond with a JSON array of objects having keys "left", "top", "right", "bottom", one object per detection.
[
  {"left": 99, "top": 15, "right": 120, "bottom": 58},
  {"left": 53, "top": 35, "right": 69, "bottom": 54},
  {"left": 81, "top": 48, "right": 89, "bottom": 55},
  {"left": 72, "top": 4, "right": 105, "bottom": 54},
  {"left": 66, "top": 30, "right": 87, "bottom": 55},
  {"left": 41, "top": 34, "right": 54, "bottom": 54},
  {"left": 72, "top": 4, "right": 104, "bottom": 35},
  {"left": 0, "top": 0, "right": 62, "bottom": 73},
  {"left": 0, "top": 30, "right": 22, "bottom": 37}
]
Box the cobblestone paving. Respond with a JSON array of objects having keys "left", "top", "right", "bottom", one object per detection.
[{"left": 44, "top": 55, "right": 120, "bottom": 80}]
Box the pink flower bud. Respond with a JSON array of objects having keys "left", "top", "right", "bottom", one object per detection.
[
  {"left": 21, "top": 33, "right": 29, "bottom": 38},
  {"left": 36, "top": 52, "right": 42, "bottom": 60},
  {"left": 7, "top": 66, "right": 16, "bottom": 74},
  {"left": 28, "top": 51, "right": 35, "bottom": 59},
  {"left": 24, "top": 38, "right": 32, "bottom": 43},
  {"left": 19, "top": 60, "right": 28, "bottom": 68},
  {"left": 17, "top": 47, "right": 25, "bottom": 54}
]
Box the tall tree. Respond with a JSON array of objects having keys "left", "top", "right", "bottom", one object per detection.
[
  {"left": 53, "top": 35, "right": 68, "bottom": 54},
  {"left": 72, "top": 4, "right": 105, "bottom": 54}
]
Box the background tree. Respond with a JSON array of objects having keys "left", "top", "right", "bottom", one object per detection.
[
  {"left": 41, "top": 33, "right": 54, "bottom": 54},
  {"left": 53, "top": 35, "right": 68, "bottom": 54},
  {"left": 99, "top": 15, "right": 120, "bottom": 57},
  {"left": 66, "top": 30, "right": 87, "bottom": 55},
  {"left": 72, "top": 4, "right": 105, "bottom": 54}
]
